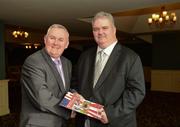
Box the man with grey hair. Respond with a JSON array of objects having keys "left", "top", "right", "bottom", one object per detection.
[
  {"left": 20, "top": 24, "right": 75, "bottom": 127},
  {"left": 77, "top": 11, "right": 145, "bottom": 127}
]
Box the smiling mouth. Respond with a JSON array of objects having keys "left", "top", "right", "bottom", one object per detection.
[
  {"left": 52, "top": 46, "right": 60, "bottom": 49},
  {"left": 98, "top": 36, "right": 104, "bottom": 39}
]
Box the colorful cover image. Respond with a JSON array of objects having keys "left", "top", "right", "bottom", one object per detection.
[{"left": 60, "top": 92, "right": 104, "bottom": 119}]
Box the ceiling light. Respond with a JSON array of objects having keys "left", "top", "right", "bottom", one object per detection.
[
  {"left": 12, "top": 30, "right": 29, "bottom": 38},
  {"left": 148, "top": 6, "right": 177, "bottom": 28}
]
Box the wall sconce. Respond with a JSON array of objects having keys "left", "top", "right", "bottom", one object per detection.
[
  {"left": 25, "top": 43, "right": 41, "bottom": 49},
  {"left": 34, "top": 44, "right": 39, "bottom": 49},
  {"left": 25, "top": 45, "right": 31, "bottom": 49}
]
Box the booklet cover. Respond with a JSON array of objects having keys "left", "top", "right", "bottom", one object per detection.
[{"left": 60, "top": 92, "right": 104, "bottom": 119}]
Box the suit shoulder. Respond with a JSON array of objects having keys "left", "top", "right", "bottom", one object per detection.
[
  {"left": 117, "top": 44, "right": 142, "bottom": 64},
  {"left": 121, "top": 45, "right": 139, "bottom": 58},
  {"left": 61, "top": 56, "right": 72, "bottom": 65},
  {"left": 80, "top": 47, "right": 96, "bottom": 58},
  {"left": 23, "top": 49, "right": 46, "bottom": 66},
  {"left": 25, "top": 50, "right": 42, "bottom": 61},
  {"left": 61, "top": 55, "right": 70, "bottom": 61}
]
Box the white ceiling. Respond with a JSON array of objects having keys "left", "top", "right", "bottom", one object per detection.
[{"left": 0, "top": 0, "right": 180, "bottom": 40}]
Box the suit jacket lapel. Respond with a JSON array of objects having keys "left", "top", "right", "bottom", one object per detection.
[
  {"left": 61, "top": 58, "right": 70, "bottom": 91},
  {"left": 41, "top": 48, "right": 66, "bottom": 92},
  {"left": 94, "top": 43, "right": 121, "bottom": 89},
  {"left": 88, "top": 48, "right": 97, "bottom": 90}
]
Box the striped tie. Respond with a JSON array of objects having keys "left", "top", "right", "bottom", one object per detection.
[
  {"left": 54, "top": 59, "right": 66, "bottom": 88},
  {"left": 93, "top": 50, "right": 105, "bottom": 87}
]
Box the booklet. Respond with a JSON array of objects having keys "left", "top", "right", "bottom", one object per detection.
[{"left": 60, "top": 92, "right": 104, "bottom": 119}]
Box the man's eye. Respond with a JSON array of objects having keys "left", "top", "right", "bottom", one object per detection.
[
  {"left": 103, "top": 27, "right": 108, "bottom": 30},
  {"left": 93, "top": 28, "right": 98, "bottom": 32},
  {"left": 58, "top": 39, "right": 63, "bottom": 42},
  {"left": 50, "top": 37, "right": 55, "bottom": 40}
]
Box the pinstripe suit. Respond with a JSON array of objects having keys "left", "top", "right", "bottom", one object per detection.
[{"left": 20, "top": 48, "right": 72, "bottom": 127}]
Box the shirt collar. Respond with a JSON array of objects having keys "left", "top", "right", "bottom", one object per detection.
[{"left": 51, "top": 57, "right": 60, "bottom": 62}]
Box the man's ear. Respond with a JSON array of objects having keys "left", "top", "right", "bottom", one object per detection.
[
  {"left": 65, "top": 41, "right": 69, "bottom": 49},
  {"left": 65, "top": 38, "right": 69, "bottom": 48},
  {"left": 114, "top": 26, "right": 116, "bottom": 35},
  {"left": 44, "top": 35, "right": 47, "bottom": 45}
]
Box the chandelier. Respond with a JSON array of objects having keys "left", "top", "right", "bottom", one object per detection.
[
  {"left": 148, "top": 7, "right": 177, "bottom": 28},
  {"left": 12, "top": 30, "right": 29, "bottom": 38}
]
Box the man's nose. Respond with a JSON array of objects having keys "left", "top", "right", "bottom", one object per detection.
[
  {"left": 97, "top": 29, "right": 103, "bottom": 35},
  {"left": 54, "top": 39, "right": 59, "bottom": 44}
]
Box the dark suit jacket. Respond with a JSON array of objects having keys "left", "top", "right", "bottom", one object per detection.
[
  {"left": 20, "top": 48, "right": 72, "bottom": 127},
  {"left": 77, "top": 43, "right": 145, "bottom": 127}
]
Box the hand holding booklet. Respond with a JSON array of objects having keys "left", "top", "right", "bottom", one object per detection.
[{"left": 59, "top": 92, "right": 104, "bottom": 120}]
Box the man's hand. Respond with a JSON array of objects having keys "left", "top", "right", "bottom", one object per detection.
[
  {"left": 70, "top": 111, "right": 76, "bottom": 118},
  {"left": 73, "top": 92, "right": 85, "bottom": 103},
  {"left": 99, "top": 108, "right": 109, "bottom": 124}
]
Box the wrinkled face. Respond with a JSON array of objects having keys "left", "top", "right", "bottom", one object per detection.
[
  {"left": 92, "top": 17, "right": 116, "bottom": 49},
  {"left": 44, "top": 28, "right": 69, "bottom": 59}
]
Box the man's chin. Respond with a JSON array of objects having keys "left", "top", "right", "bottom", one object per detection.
[
  {"left": 50, "top": 53, "right": 61, "bottom": 58},
  {"left": 97, "top": 42, "right": 106, "bottom": 48}
]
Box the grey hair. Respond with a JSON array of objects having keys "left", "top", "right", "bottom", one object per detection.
[
  {"left": 46, "top": 24, "right": 69, "bottom": 37},
  {"left": 92, "top": 11, "right": 115, "bottom": 26}
]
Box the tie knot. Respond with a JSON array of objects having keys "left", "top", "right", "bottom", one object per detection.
[
  {"left": 54, "top": 59, "right": 61, "bottom": 65},
  {"left": 98, "top": 50, "right": 105, "bottom": 58},
  {"left": 99, "top": 50, "right": 104, "bottom": 54}
]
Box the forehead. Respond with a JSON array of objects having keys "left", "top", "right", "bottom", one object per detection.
[
  {"left": 48, "top": 28, "right": 68, "bottom": 37},
  {"left": 93, "top": 17, "right": 112, "bottom": 27}
]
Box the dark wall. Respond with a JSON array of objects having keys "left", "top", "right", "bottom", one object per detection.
[
  {"left": 152, "top": 32, "right": 180, "bottom": 69},
  {"left": 5, "top": 43, "right": 41, "bottom": 66},
  {"left": 0, "top": 21, "right": 6, "bottom": 79}
]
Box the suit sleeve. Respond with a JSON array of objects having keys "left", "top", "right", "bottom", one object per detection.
[
  {"left": 20, "top": 56, "right": 71, "bottom": 119},
  {"left": 105, "top": 55, "right": 145, "bottom": 122}
]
